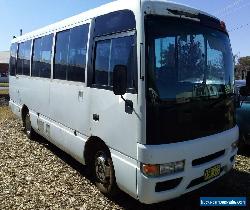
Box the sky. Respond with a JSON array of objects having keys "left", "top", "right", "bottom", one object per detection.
[{"left": 0, "top": 0, "right": 249, "bottom": 57}]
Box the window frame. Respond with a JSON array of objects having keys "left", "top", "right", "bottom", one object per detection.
[
  {"left": 9, "top": 43, "right": 18, "bottom": 76},
  {"left": 16, "top": 40, "right": 32, "bottom": 76},
  {"left": 94, "top": 10, "right": 136, "bottom": 37},
  {"left": 31, "top": 34, "right": 54, "bottom": 79},
  {"left": 53, "top": 23, "right": 90, "bottom": 83},
  {"left": 92, "top": 30, "right": 137, "bottom": 93},
  {"left": 53, "top": 29, "right": 70, "bottom": 81}
]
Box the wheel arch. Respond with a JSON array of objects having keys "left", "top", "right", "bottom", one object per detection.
[
  {"left": 84, "top": 136, "right": 119, "bottom": 196},
  {"left": 84, "top": 136, "right": 111, "bottom": 166}
]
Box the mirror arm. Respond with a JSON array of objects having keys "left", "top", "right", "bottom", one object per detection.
[{"left": 121, "top": 95, "right": 126, "bottom": 103}]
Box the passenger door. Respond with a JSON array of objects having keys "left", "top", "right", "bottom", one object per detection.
[{"left": 89, "top": 32, "right": 138, "bottom": 158}]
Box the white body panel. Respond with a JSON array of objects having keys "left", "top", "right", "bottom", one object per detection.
[
  {"left": 49, "top": 81, "right": 91, "bottom": 137},
  {"left": 89, "top": 89, "right": 138, "bottom": 158},
  {"left": 9, "top": 0, "right": 238, "bottom": 204}
]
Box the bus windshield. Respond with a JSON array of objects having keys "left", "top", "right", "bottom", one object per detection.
[
  {"left": 146, "top": 16, "right": 234, "bottom": 103},
  {"left": 145, "top": 16, "right": 235, "bottom": 145}
]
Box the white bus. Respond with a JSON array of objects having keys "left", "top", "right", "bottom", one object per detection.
[{"left": 9, "top": 0, "right": 238, "bottom": 204}]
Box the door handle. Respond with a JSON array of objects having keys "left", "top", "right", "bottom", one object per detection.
[
  {"left": 78, "top": 91, "right": 84, "bottom": 101},
  {"left": 93, "top": 114, "right": 99, "bottom": 121}
]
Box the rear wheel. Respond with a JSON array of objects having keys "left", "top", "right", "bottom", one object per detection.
[
  {"left": 24, "top": 112, "right": 34, "bottom": 139},
  {"left": 92, "top": 147, "right": 118, "bottom": 196}
]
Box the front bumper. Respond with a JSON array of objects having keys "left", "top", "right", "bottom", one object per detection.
[{"left": 137, "top": 126, "right": 238, "bottom": 204}]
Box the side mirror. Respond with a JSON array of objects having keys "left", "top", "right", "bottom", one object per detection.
[
  {"left": 239, "top": 86, "right": 250, "bottom": 97},
  {"left": 113, "top": 65, "right": 127, "bottom": 96}
]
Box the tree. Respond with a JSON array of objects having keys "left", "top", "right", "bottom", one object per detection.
[
  {"left": 159, "top": 35, "right": 204, "bottom": 80},
  {"left": 160, "top": 43, "right": 175, "bottom": 68},
  {"left": 235, "top": 56, "right": 250, "bottom": 80}
]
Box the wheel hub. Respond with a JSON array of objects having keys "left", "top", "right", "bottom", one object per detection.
[
  {"left": 95, "top": 154, "right": 110, "bottom": 183},
  {"left": 25, "top": 114, "right": 31, "bottom": 136}
]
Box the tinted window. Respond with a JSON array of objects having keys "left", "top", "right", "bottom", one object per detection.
[
  {"left": 95, "top": 10, "right": 136, "bottom": 37},
  {"left": 40, "top": 35, "right": 53, "bottom": 78},
  {"left": 95, "top": 40, "right": 111, "bottom": 86},
  {"left": 32, "top": 34, "right": 53, "bottom": 78},
  {"left": 94, "top": 35, "right": 137, "bottom": 89},
  {"left": 54, "top": 24, "right": 89, "bottom": 82},
  {"left": 17, "top": 40, "right": 32, "bottom": 75},
  {"left": 54, "top": 30, "right": 70, "bottom": 80},
  {"left": 9, "top": 43, "right": 18, "bottom": 76},
  {"left": 110, "top": 36, "right": 136, "bottom": 88},
  {"left": 68, "top": 25, "right": 89, "bottom": 82},
  {"left": 32, "top": 38, "right": 42, "bottom": 77}
]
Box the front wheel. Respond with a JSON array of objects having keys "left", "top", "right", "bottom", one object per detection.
[{"left": 93, "top": 148, "right": 118, "bottom": 196}]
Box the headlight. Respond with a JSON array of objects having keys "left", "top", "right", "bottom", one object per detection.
[
  {"left": 141, "top": 164, "right": 160, "bottom": 176},
  {"left": 141, "top": 160, "right": 185, "bottom": 177}
]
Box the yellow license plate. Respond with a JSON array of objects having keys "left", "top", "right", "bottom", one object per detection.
[{"left": 204, "top": 164, "right": 221, "bottom": 181}]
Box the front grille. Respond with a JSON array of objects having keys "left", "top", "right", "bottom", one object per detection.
[
  {"left": 155, "top": 177, "right": 183, "bottom": 192},
  {"left": 192, "top": 150, "right": 225, "bottom": 166}
]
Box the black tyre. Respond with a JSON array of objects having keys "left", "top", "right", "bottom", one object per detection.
[
  {"left": 92, "top": 146, "right": 118, "bottom": 196},
  {"left": 24, "top": 112, "right": 34, "bottom": 139}
]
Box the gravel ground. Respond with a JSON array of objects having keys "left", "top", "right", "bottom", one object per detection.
[{"left": 0, "top": 101, "right": 249, "bottom": 210}]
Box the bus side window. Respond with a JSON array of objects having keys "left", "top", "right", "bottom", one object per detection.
[
  {"left": 94, "top": 35, "right": 137, "bottom": 91},
  {"left": 9, "top": 43, "right": 18, "bottom": 76},
  {"left": 32, "top": 34, "right": 53, "bottom": 78},
  {"left": 94, "top": 39, "right": 111, "bottom": 86},
  {"left": 68, "top": 24, "right": 89, "bottom": 82},
  {"left": 54, "top": 24, "right": 89, "bottom": 82},
  {"left": 17, "top": 40, "right": 32, "bottom": 76},
  {"left": 94, "top": 10, "right": 136, "bottom": 37},
  {"left": 54, "top": 30, "right": 70, "bottom": 80},
  {"left": 110, "top": 36, "right": 137, "bottom": 90}
]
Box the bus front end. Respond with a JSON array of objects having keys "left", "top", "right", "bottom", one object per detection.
[{"left": 137, "top": 1, "right": 238, "bottom": 204}]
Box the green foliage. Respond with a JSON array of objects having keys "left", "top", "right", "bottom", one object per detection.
[
  {"left": 0, "top": 83, "right": 9, "bottom": 87},
  {"left": 235, "top": 56, "right": 250, "bottom": 80},
  {"left": 238, "top": 56, "right": 250, "bottom": 66},
  {"left": 0, "top": 89, "right": 8, "bottom": 95}
]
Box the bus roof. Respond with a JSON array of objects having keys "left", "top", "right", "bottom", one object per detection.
[{"left": 12, "top": 0, "right": 218, "bottom": 43}]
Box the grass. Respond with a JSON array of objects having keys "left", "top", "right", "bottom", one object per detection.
[
  {"left": 0, "top": 89, "right": 9, "bottom": 95},
  {"left": 0, "top": 83, "right": 9, "bottom": 87}
]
